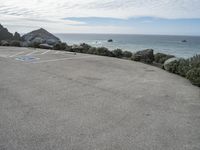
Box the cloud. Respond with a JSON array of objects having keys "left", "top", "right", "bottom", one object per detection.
[
  {"left": 1, "top": 0, "right": 200, "bottom": 19},
  {"left": 0, "top": 0, "right": 200, "bottom": 33}
]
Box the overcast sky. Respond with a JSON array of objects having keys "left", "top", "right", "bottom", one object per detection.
[{"left": 0, "top": 0, "right": 200, "bottom": 35}]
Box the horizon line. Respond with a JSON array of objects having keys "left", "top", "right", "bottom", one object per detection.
[{"left": 53, "top": 33, "right": 200, "bottom": 37}]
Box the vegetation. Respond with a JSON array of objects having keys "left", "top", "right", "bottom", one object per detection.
[
  {"left": 186, "top": 68, "right": 200, "bottom": 86},
  {"left": 10, "top": 40, "right": 21, "bottom": 47},
  {"left": 132, "top": 49, "right": 154, "bottom": 64},
  {"left": 176, "top": 59, "right": 190, "bottom": 77},
  {"left": 123, "top": 51, "right": 133, "bottom": 58},
  {"left": 112, "top": 49, "right": 123, "bottom": 58},
  {"left": 53, "top": 42, "right": 68, "bottom": 50},
  {"left": 164, "top": 59, "right": 179, "bottom": 73},
  {"left": 80, "top": 43, "right": 92, "bottom": 53},
  {"left": 96, "top": 47, "right": 114, "bottom": 56},
  {"left": 189, "top": 54, "right": 200, "bottom": 68},
  {"left": 154, "top": 53, "right": 174, "bottom": 64},
  {"left": 164, "top": 54, "right": 200, "bottom": 86},
  {"left": 31, "top": 42, "right": 41, "bottom": 48}
]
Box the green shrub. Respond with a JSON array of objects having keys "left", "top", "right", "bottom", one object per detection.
[
  {"left": 177, "top": 59, "right": 190, "bottom": 77},
  {"left": 88, "top": 47, "right": 97, "bottom": 54},
  {"left": 123, "top": 51, "right": 133, "bottom": 58},
  {"left": 70, "top": 45, "right": 84, "bottom": 53},
  {"left": 131, "top": 54, "right": 140, "bottom": 61},
  {"left": 164, "top": 58, "right": 191, "bottom": 76},
  {"left": 96, "top": 47, "right": 113, "bottom": 56},
  {"left": 80, "top": 43, "right": 91, "bottom": 53},
  {"left": 154, "top": 53, "right": 175, "bottom": 64},
  {"left": 10, "top": 40, "right": 21, "bottom": 47},
  {"left": 186, "top": 68, "right": 200, "bottom": 86},
  {"left": 189, "top": 54, "right": 200, "bottom": 68},
  {"left": 112, "top": 49, "right": 123, "bottom": 58},
  {"left": 164, "top": 58, "right": 180, "bottom": 73},
  {"left": 131, "top": 49, "right": 154, "bottom": 64},
  {"left": 65, "top": 45, "right": 72, "bottom": 51},
  {"left": 0, "top": 40, "right": 10, "bottom": 46},
  {"left": 31, "top": 42, "right": 40, "bottom": 48},
  {"left": 53, "top": 42, "right": 67, "bottom": 50}
]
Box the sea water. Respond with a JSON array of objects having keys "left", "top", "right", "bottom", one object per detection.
[{"left": 56, "top": 34, "right": 200, "bottom": 58}]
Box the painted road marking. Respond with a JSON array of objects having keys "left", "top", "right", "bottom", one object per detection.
[
  {"left": 32, "top": 56, "right": 95, "bottom": 64},
  {"left": 16, "top": 56, "right": 40, "bottom": 62},
  {"left": 9, "top": 51, "right": 25, "bottom": 57},
  {"left": 54, "top": 51, "right": 76, "bottom": 55},
  {"left": 26, "top": 51, "right": 39, "bottom": 56},
  {"left": 41, "top": 50, "right": 50, "bottom": 55},
  {"left": 55, "top": 51, "right": 60, "bottom": 54}
]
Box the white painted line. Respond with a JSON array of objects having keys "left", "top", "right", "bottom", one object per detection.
[
  {"left": 55, "top": 51, "right": 60, "bottom": 54},
  {"left": 9, "top": 51, "right": 25, "bottom": 57},
  {"left": 54, "top": 51, "right": 76, "bottom": 55},
  {"left": 26, "top": 51, "right": 39, "bottom": 56},
  {"left": 41, "top": 50, "right": 50, "bottom": 55},
  {"left": 32, "top": 56, "right": 95, "bottom": 64}
]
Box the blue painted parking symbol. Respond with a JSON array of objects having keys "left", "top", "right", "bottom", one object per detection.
[{"left": 16, "top": 56, "right": 40, "bottom": 62}]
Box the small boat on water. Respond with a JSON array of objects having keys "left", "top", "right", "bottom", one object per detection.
[{"left": 108, "top": 39, "right": 113, "bottom": 42}]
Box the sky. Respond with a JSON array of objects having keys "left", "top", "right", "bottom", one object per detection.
[{"left": 0, "top": 0, "right": 200, "bottom": 35}]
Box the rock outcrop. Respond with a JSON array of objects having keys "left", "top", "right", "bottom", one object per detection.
[
  {"left": 154, "top": 53, "right": 175, "bottom": 64},
  {"left": 0, "top": 24, "right": 13, "bottom": 41},
  {"left": 163, "top": 57, "right": 180, "bottom": 71},
  {"left": 13, "top": 32, "right": 21, "bottom": 41},
  {"left": 132, "top": 49, "right": 154, "bottom": 64},
  {"left": 22, "top": 28, "right": 61, "bottom": 46},
  {"left": 39, "top": 43, "right": 53, "bottom": 49}
]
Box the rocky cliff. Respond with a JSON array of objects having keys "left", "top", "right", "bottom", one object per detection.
[
  {"left": 0, "top": 24, "right": 13, "bottom": 41},
  {"left": 22, "top": 28, "right": 61, "bottom": 45},
  {"left": 0, "top": 24, "right": 21, "bottom": 41}
]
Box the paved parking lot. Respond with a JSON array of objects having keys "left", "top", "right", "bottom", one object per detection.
[{"left": 0, "top": 46, "right": 200, "bottom": 150}]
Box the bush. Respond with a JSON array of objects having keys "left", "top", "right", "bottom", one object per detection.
[
  {"left": 88, "top": 47, "right": 97, "bottom": 54},
  {"left": 10, "top": 40, "right": 21, "bottom": 47},
  {"left": 132, "top": 49, "right": 154, "bottom": 64},
  {"left": 131, "top": 54, "right": 140, "bottom": 61},
  {"left": 70, "top": 45, "right": 84, "bottom": 53},
  {"left": 154, "top": 53, "right": 175, "bottom": 64},
  {"left": 0, "top": 40, "right": 10, "bottom": 46},
  {"left": 53, "top": 42, "right": 67, "bottom": 50},
  {"left": 177, "top": 59, "right": 190, "bottom": 77},
  {"left": 164, "top": 58, "right": 191, "bottom": 76},
  {"left": 164, "top": 58, "right": 180, "bottom": 73},
  {"left": 31, "top": 42, "right": 40, "bottom": 48},
  {"left": 186, "top": 68, "right": 200, "bottom": 86},
  {"left": 65, "top": 45, "right": 72, "bottom": 51},
  {"left": 80, "top": 43, "right": 91, "bottom": 53},
  {"left": 189, "top": 54, "right": 200, "bottom": 68},
  {"left": 123, "top": 51, "right": 133, "bottom": 58},
  {"left": 163, "top": 55, "right": 200, "bottom": 87},
  {"left": 96, "top": 47, "right": 113, "bottom": 56},
  {"left": 112, "top": 49, "right": 123, "bottom": 58}
]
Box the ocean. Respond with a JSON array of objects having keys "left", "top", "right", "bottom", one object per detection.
[{"left": 56, "top": 34, "right": 200, "bottom": 58}]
